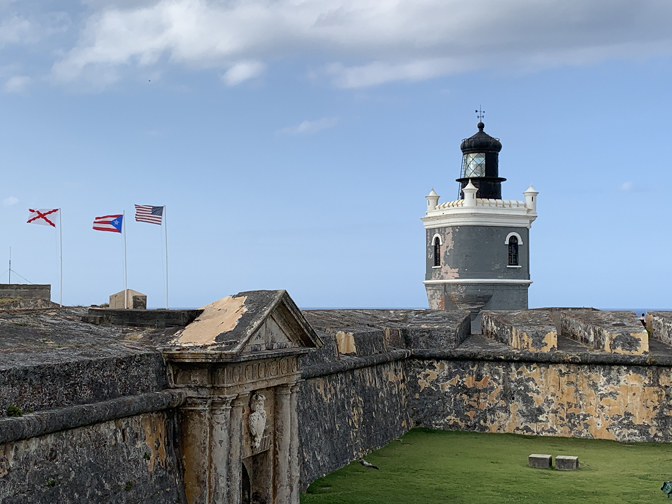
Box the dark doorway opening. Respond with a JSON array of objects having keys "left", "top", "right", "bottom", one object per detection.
[{"left": 242, "top": 464, "right": 251, "bottom": 504}]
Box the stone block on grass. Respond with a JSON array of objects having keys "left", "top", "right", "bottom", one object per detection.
[
  {"left": 528, "top": 454, "right": 552, "bottom": 469},
  {"left": 555, "top": 456, "right": 579, "bottom": 470}
]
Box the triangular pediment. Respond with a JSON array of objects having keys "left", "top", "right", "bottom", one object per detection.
[{"left": 170, "top": 290, "right": 322, "bottom": 357}]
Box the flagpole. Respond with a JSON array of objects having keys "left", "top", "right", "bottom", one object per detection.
[
  {"left": 164, "top": 206, "right": 168, "bottom": 309},
  {"left": 59, "top": 209, "right": 63, "bottom": 307},
  {"left": 123, "top": 211, "right": 128, "bottom": 309}
]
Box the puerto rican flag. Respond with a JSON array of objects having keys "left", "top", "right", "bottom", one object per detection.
[{"left": 93, "top": 214, "right": 123, "bottom": 233}]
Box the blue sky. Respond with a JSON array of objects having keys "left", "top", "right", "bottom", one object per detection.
[{"left": 1, "top": 0, "right": 671, "bottom": 310}]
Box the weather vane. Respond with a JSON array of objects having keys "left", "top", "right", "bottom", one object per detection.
[{"left": 475, "top": 107, "right": 485, "bottom": 122}]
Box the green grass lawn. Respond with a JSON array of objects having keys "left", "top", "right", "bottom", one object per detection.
[{"left": 302, "top": 428, "right": 672, "bottom": 503}]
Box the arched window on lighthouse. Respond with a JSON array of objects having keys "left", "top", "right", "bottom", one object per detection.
[
  {"left": 433, "top": 236, "right": 441, "bottom": 267},
  {"left": 508, "top": 236, "right": 519, "bottom": 266}
]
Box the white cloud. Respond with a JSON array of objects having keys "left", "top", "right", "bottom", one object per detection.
[
  {"left": 4, "top": 75, "right": 30, "bottom": 92},
  {"left": 45, "top": 0, "right": 672, "bottom": 88},
  {"left": 221, "top": 61, "right": 265, "bottom": 87},
  {"left": 325, "top": 59, "right": 474, "bottom": 89},
  {"left": 619, "top": 182, "right": 633, "bottom": 191},
  {"left": 3, "top": 196, "right": 18, "bottom": 206},
  {"left": 277, "top": 117, "right": 338, "bottom": 136},
  {"left": 0, "top": 15, "right": 33, "bottom": 47}
]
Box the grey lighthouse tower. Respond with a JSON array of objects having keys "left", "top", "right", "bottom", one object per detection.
[{"left": 421, "top": 119, "right": 538, "bottom": 318}]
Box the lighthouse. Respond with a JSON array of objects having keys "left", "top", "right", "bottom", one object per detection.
[{"left": 421, "top": 119, "right": 538, "bottom": 321}]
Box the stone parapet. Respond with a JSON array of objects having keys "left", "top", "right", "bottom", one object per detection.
[
  {"left": 0, "top": 284, "right": 51, "bottom": 301},
  {"left": 0, "top": 298, "right": 60, "bottom": 310},
  {"left": 481, "top": 310, "right": 557, "bottom": 352},
  {"left": 0, "top": 390, "right": 185, "bottom": 445},
  {"left": 303, "top": 309, "right": 471, "bottom": 350},
  {"left": 0, "top": 350, "right": 169, "bottom": 418},
  {"left": 83, "top": 308, "right": 203, "bottom": 328},
  {"left": 647, "top": 311, "right": 672, "bottom": 345},
  {"left": 560, "top": 310, "right": 648, "bottom": 355}
]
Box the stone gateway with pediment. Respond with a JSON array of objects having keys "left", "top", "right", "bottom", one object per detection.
[{"left": 163, "top": 290, "right": 321, "bottom": 504}]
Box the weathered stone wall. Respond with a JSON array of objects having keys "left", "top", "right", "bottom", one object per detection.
[
  {"left": 0, "top": 350, "right": 168, "bottom": 417},
  {"left": 298, "top": 323, "right": 412, "bottom": 490},
  {"left": 409, "top": 356, "right": 672, "bottom": 442},
  {"left": 560, "top": 310, "right": 648, "bottom": 355},
  {"left": 5, "top": 304, "right": 672, "bottom": 502},
  {"left": 0, "top": 284, "right": 51, "bottom": 302},
  {"left": 0, "top": 411, "right": 185, "bottom": 504},
  {"left": 296, "top": 310, "right": 471, "bottom": 489},
  {"left": 425, "top": 282, "right": 529, "bottom": 312},
  {"left": 299, "top": 358, "right": 410, "bottom": 489},
  {"left": 425, "top": 226, "right": 530, "bottom": 282}
]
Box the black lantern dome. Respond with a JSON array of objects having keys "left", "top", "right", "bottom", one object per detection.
[
  {"left": 457, "top": 121, "right": 506, "bottom": 200},
  {"left": 460, "top": 122, "right": 502, "bottom": 153}
]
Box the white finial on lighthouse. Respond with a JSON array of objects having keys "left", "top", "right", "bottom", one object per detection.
[
  {"left": 524, "top": 185, "right": 538, "bottom": 212},
  {"left": 463, "top": 180, "right": 478, "bottom": 207},
  {"left": 426, "top": 188, "right": 440, "bottom": 212}
]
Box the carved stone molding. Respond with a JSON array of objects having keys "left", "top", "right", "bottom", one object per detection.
[{"left": 218, "top": 357, "right": 300, "bottom": 388}]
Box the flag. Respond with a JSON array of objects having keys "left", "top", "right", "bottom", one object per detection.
[
  {"left": 134, "top": 205, "right": 164, "bottom": 225},
  {"left": 28, "top": 208, "right": 59, "bottom": 227},
  {"left": 93, "top": 214, "right": 123, "bottom": 233}
]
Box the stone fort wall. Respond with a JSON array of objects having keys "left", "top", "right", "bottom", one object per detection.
[
  {"left": 3, "top": 306, "right": 672, "bottom": 502},
  {"left": 297, "top": 309, "right": 672, "bottom": 488}
]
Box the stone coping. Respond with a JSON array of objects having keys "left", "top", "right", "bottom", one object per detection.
[
  {"left": 411, "top": 347, "right": 672, "bottom": 366},
  {"left": 302, "top": 349, "right": 411, "bottom": 379},
  {"left": 299, "top": 343, "right": 672, "bottom": 382},
  {"left": 83, "top": 308, "right": 203, "bottom": 328},
  {"left": 0, "top": 390, "right": 186, "bottom": 445},
  {"left": 162, "top": 347, "right": 312, "bottom": 363}
]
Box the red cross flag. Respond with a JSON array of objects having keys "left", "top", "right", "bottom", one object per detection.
[{"left": 27, "top": 208, "right": 59, "bottom": 227}]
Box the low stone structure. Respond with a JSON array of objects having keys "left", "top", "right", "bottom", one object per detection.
[
  {"left": 648, "top": 312, "right": 672, "bottom": 346},
  {"left": 482, "top": 310, "right": 557, "bottom": 352},
  {"left": 0, "top": 284, "right": 51, "bottom": 302},
  {"left": 555, "top": 455, "right": 579, "bottom": 470},
  {"left": 83, "top": 307, "right": 202, "bottom": 327},
  {"left": 560, "top": 310, "right": 648, "bottom": 355},
  {"left": 528, "top": 454, "right": 551, "bottom": 469},
  {"left": 110, "top": 289, "right": 147, "bottom": 309}
]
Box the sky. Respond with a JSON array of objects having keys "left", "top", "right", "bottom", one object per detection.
[{"left": 0, "top": 0, "right": 671, "bottom": 310}]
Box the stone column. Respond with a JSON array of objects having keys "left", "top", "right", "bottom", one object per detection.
[
  {"left": 274, "top": 384, "right": 292, "bottom": 504},
  {"left": 228, "top": 393, "right": 248, "bottom": 504},
  {"left": 180, "top": 397, "right": 211, "bottom": 504},
  {"left": 289, "top": 381, "right": 301, "bottom": 504},
  {"left": 210, "top": 395, "right": 235, "bottom": 503}
]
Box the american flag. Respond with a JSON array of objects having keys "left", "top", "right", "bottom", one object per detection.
[
  {"left": 93, "top": 214, "right": 123, "bottom": 233},
  {"left": 135, "top": 205, "right": 164, "bottom": 225}
]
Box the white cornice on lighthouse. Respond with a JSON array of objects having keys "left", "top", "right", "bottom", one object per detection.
[{"left": 421, "top": 186, "right": 538, "bottom": 229}]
